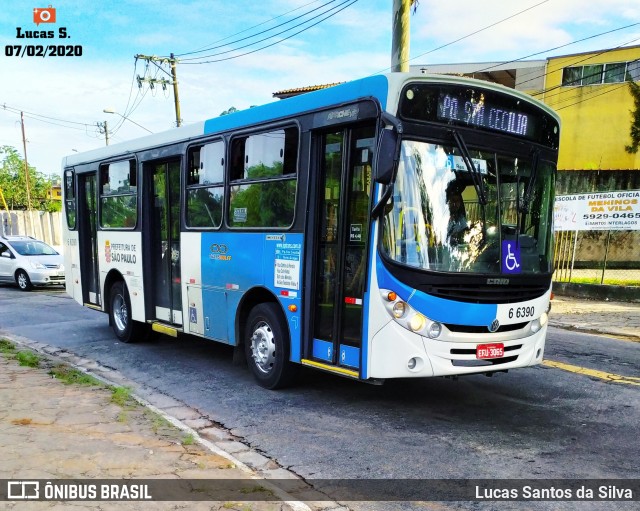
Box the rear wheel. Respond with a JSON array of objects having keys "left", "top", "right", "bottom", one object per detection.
[
  {"left": 245, "top": 303, "right": 298, "bottom": 389},
  {"left": 16, "top": 270, "right": 33, "bottom": 291},
  {"left": 109, "top": 281, "right": 148, "bottom": 343}
]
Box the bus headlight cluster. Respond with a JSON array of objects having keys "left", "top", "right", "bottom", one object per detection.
[
  {"left": 381, "top": 289, "right": 443, "bottom": 338},
  {"left": 530, "top": 312, "right": 548, "bottom": 333}
]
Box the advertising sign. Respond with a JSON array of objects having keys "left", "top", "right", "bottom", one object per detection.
[{"left": 554, "top": 190, "right": 640, "bottom": 231}]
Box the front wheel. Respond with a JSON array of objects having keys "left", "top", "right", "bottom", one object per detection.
[
  {"left": 16, "top": 270, "right": 33, "bottom": 291},
  {"left": 244, "top": 303, "right": 298, "bottom": 389},
  {"left": 109, "top": 281, "right": 147, "bottom": 343}
]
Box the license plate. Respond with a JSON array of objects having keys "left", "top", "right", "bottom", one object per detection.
[{"left": 476, "top": 343, "right": 504, "bottom": 359}]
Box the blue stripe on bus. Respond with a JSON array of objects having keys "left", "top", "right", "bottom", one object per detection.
[
  {"left": 199, "top": 232, "right": 303, "bottom": 362},
  {"left": 376, "top": 259, "right": 498, "bottom": 326},
  {"left": 203, "top": 75, "right": 389, "bottom": 135}
]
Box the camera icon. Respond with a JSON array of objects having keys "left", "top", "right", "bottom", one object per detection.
[
  {"left": 33, "top": 5, "right": 56, "bottom": 25},
  {"left": 7, "top": 481, "right": 40, "bottom": 499}
]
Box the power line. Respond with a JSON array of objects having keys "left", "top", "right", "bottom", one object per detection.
[
  {"left": 174, "top": 0, "right": 329, "bottom": 57},
  {"left": 181, "top": 0, "right": 358, "bottom": 64},
  {"left": 176, "top": 0, "right": 339, "bottom": 59}
]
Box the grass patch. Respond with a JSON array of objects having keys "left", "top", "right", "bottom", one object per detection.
[
  {"left": 16, "top": 350, "right": 40, "bottom": 368},
  {"left": 182, "top": 433, "right": 195, "bottom": 446},
  {"left": 147, "top": 412, "right": 171, "bottom": 434},
  {"left": 561, "top": 277, "right": 640, "bottom": 287},
  {"left": 49, "top": 365, "right": 102, "bottom": 386},
  {"left": 110, "top": 386, "right": 135, "bottom": 408},
  {"left": 0, "top": 339, "right": 17, "bottom": 356},
  {"left": 239, "top": 485, "right": 274, "bottom": 497}
]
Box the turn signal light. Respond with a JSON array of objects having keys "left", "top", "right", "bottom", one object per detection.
[
  {"left": 386, "top": 291, "right": 397, "bottom": 302},
  {"left": 288, "top": 304, "right": 298, "bottom": 313}
]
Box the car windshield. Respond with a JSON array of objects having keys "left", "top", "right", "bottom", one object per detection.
[
  {"left": 9, "top": 240, "right": 58, "bottom": 256},
  {"left": 381, "top": 139, "right": 556, "bottom": 275}
]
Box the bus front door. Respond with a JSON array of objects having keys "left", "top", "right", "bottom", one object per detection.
[
  {"left": 311, "top": 125, "right": 375, "bottom": 373},
  {"left": 77, "top": 172, "right": 100, "bottom": 306},
  {"left": 149, "top": 160, "right": 182, "bottom": 326}
]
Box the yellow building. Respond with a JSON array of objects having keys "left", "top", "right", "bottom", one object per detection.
[{"left": 543, "top": 45, "right": 640, "bottom": 172}]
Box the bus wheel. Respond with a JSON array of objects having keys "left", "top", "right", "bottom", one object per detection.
[
  {"left": 245, "top": 303, "right": 297, "bottom": 389},
  {"left": 109, "top": 281, "right": 146, "bottom": 343}
]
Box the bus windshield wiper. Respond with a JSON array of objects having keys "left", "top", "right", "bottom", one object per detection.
[
  {"left": 520, "top": 148, "right": 540, "bottom": 214},
  {"left": 451, "top": 130, "right": 487, "bottom": 205}
]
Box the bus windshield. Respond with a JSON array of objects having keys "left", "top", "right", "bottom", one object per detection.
[{"left": 381, "top": 139, "right": 555, "bottom": 275}]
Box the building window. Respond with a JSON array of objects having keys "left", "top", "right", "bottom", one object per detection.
[
  {"left": 562, "top": 66, "right": 582, "bottom": 86},
  {"left": 99, "top": 160, "right": 137, "bottom": 229},
  {"left": 186, "top": 141, "right": 224, "bottom": 228},
  {"left": 603, "top": 62, "right": 626, "bottom": 83},
  {"left": 581, "top": 64, "right": 603, "bottom": 85},
  {"left": 228, "top": 127, "right": 298, "bottom": 228},
  {"left": 562, "top": 60, "right": 639, "bottom": 86}
]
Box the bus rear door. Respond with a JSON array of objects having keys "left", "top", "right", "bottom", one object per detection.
[{"left": 146, "top": 159, "right": 183, "bottom": 327}]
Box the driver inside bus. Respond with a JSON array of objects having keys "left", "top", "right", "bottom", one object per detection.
[{"left": 446, "top": 184, "right": 469, "bottom": 244}]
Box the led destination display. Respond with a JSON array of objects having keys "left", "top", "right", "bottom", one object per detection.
[{"left": 400, "top": 83, "right": 559, "bottom": 148}]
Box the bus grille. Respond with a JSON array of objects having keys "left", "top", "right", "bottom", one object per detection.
[
  {"left": 423, "top": 284, "right": 547, "bottom": 304},
  {"left": 445, "top": 322, "right": 527, "bottom": 334}
]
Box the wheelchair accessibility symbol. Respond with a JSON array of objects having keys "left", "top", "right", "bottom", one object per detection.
[{"left": 501, "top": 241, "right": 521, "bottom": 274}]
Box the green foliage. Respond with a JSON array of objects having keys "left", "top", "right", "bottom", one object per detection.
[
  {"left": 0, "top": 145, "right": 59, "bottom": 210},
  {"left": 49, "top": 365, "right": 102, "bottom": 386},
  {"left": 110, "top": 386, "right": 135, "bottom": 407},
  {"left": 0, "top": 339, "right": 17, "bottom": 355},
  {"left": 16, "top": 350, "right": 40, "bottom": 367},
  {"left": 220, "top": 106, "right": 238, "bottom": 116},
  {"left": 625, "top": 80, "right": 640, "bottom": 154}
]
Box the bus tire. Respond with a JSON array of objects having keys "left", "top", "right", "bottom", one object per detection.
[
  {"left": 245, "top": 303, "right": 298, "bottom": 389},
  {"left": 109, "top": 281, "right": 146, "bottom": 343}
]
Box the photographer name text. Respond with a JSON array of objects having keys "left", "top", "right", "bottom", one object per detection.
[{"left": 5, "top": 26, "right": 82, "bottom": 58}]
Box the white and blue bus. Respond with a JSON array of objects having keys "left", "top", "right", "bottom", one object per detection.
[{"left": 62, "top": 73, "right": 560, "bottom": 388}]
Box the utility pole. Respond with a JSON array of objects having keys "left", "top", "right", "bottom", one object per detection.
[
  {"left": 20, "top": 111, "right": 32, "bottom": 210},
  {"left": 391, "top": 0, "right": 412, "bottom": 72},
  {"left": 97, "top": 120, "right": 109, "bottom": 145},
  {"left": 135, "top": 54, "right": 182, "bottom": 127}
]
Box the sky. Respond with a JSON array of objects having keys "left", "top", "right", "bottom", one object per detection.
[{"left": 0, "top": 0, "right": 639, "bottom": 177}]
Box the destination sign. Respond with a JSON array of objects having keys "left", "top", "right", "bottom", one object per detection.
[
  {"left": 399, "top": 83, "right": 559, "bottom": 148},
  {"left": 438, "top": 93, "right": 530, "bottom": 138}
]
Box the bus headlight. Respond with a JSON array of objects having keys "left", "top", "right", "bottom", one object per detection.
[
  {"left": 428, "top": 322, "right": 442, "bottom": 339},
  {"left": 530, "top": 312, "right": 548, "bottom": 334},
  {"left": 409, "top": 314, "right": 426, "bottom": 332},
  {"left": 392, "top": 301, "right": 407, "bottom": 318}
]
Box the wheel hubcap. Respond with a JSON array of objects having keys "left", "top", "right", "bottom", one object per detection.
[
  {"left": 112, "top": 293, "right": 128, "bottom": 332},
  {"left": 18, "top": 274, "right": 27, "bottom": 288},
  {"left": 250, "top": 321, "right": 276, "bottom": 374}
]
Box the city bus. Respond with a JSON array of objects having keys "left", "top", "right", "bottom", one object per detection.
[{"left": 62, "top": 72, "right": 560, "bottom": 389}]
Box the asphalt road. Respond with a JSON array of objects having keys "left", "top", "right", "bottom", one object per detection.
[{"left": 1, "top": 285, "right": 638, "bottom": 510}]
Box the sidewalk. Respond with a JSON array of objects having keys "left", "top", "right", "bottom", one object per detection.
[
  {"left": 0, "top": 295, "right": 638, "bottom": 509},
  {"left": 0, "top": 341, "right": 337, "bottom": 510},
  {"left": 549, "top": 295, "right": 640, "bottom": 341}
]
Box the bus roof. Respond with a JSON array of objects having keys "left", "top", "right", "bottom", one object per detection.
[{"left": 62, "top": 72, "right": 559, "bottom": 168}]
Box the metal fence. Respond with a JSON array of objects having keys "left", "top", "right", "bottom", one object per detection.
[{"left": 553, "top": 230, "right": 640, "bottom": 286}]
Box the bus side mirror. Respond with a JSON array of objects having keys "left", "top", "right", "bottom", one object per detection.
[{"left": 373, "top": 113, "right": 402, "bottom": 185}]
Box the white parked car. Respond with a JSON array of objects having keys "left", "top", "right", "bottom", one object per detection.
[{"left": 0, "top": 235, "right": 65, "bottom": 291}]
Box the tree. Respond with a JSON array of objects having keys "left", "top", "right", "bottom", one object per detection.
[
  {"left": 625, "top": 80, "right": 640, "bottom": 154},
  {"left": 0, "top": 145, "right": 61, "bottom": 212}
]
